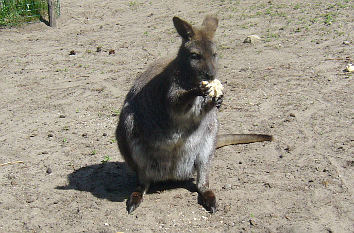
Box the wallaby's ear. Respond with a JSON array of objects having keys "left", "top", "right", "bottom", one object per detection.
[
  {"left": 202, "top": 15, "right": 218, "bottom": 39},
  {"left": 173, "top": 16, "right": 195, "bottom": 41}
]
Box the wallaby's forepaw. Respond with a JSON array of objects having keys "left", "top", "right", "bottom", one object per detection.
[
  {"left": 198, "top": 82, "right": 212, "bottom": 97},
  {"left": 127, "top": 191, "right": 143, "bottom": 214},
  {"left": 199, "top": 190, "right": 217, "bottom": 213},
  {"left": 199, "top": 81, "right": 224, "bottom": 109},
  {"left": 214, "top": 95, "right": 223, "bottom": 109}
]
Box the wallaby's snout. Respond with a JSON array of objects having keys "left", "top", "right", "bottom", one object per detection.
[{"left": 201, "top": 57, "right": 217, "bottom": 80}]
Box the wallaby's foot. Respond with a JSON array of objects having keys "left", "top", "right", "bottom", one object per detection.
[
  {"left": 127, "top": 183, "right": 149, "bottom": 214},
  {"left": 199, "top": 190, "right": 217, "bottom": 213},
  {"left": 127, "top": 191, "right": 143, "bottom": 214}
]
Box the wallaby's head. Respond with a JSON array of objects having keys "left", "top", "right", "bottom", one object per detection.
[{"left": 173, "top": 15, "right": 219, "bottom": 82}]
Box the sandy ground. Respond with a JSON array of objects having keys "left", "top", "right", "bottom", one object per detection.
[{"left": 0, "top": 0, "right": 353, "bottom": 232}]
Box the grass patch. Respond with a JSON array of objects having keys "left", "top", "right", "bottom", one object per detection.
[{"left": 0, "top": 0, "right": 59, "bottom": 27}]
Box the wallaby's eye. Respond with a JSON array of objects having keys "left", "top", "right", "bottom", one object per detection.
[{"left": 190, "top": 52, "right": 201, "bottom": 60}]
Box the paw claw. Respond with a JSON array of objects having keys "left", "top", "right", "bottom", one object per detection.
[
  {"left": 126, "top": 191, "right": 143, "bottom": 214},
  {"left": 200, "top": 190, "right": 217, "bottom": 213},
  {"left": 210, "top": 206, "right": 217, "bottom": 214}
]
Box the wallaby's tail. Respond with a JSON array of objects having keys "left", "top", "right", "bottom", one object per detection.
[{"left": 216, "top": 134, "right": 272, "bottom": 149}]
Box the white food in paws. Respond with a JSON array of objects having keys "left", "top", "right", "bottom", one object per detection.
[{"left": 201, "top": 79, "right": 224, "bottom": 98}]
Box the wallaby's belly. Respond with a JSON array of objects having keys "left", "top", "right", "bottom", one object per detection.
[{"left": 129, "top": 114, "right": 217, "bottom": 182}]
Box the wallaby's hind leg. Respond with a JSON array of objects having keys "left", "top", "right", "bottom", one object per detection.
[
  {"left": 127, "top": 179, "right": 150, "bottom": 214},
  {"left": 196, "top": 162, "right": 217, "bottom": 213}
]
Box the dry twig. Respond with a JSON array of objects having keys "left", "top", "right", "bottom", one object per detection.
[{"left": 0, "top": 161, "right": 24, "bottom": 167}]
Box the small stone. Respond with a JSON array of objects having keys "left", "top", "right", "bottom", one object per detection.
[
  {"left": 96, "top": 46, "right": 102, "bottom": 52},
  {"left": 46, "top": 167, "right": 52, "bottom": 174},
  {"left": 102, "top": 133, "right": 107, "bottom": 136},
  {"left": 26, "top": 197, "right": 35, "bottom": 203},
  {"left": 346, "top": 161, "right": 354, "bottom": 167},
  {"left": 344, "top": 64, "right": 354, "bottom": 72},
  {"left": 264, "top": 183, "right": 271, "bottom": 188},
  {"left": 69, "top": 50, "right": 76, "bottom": 55},
  {"left": 243, "top": 35, "right": 261, "bottom": 44},
  {"left": 82, "top": 133, "right": 88, "bottom": 138},
  {"left": 59, "top": 114, "right": 66, "bottom": 118},
  {"left": 289, "top": 113, "right": 295, "bottom": 117},
  {"left": 249, "top": 219, "right": 256, "bottom": 226},
  {"left": 222, "top": 184, "right": 232, "bottom": 190},
  {"left": 223, "top": 204, "right": 231, "bottom": 213},
  {"left": 109, "top": 49, "right": 115, "bottom": 55},
  {"left": 48, "top": 133, "right": 54, "bottom": 137},
  {"left": 343, "top": 41, "right": 350, "bottom": 45}
]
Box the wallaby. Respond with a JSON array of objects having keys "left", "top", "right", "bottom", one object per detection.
[{"left": 116, "top": 15, "right": 272, "bottom": 214}]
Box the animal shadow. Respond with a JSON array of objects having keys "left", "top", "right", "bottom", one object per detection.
[
  {"left": 56, "top": 162, "right": 197, "bottom": 203},
  {"left": 56, "top": 162, "right": 136, "bottom": 202}
]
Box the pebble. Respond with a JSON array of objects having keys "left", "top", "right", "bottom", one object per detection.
[
  {"left": 345, "top": 64, "right": 354, "bottom": 72},
  {"left": 46, "top": 167, "right": 52, "bottom": 174},
  {"left": 243, "top": 35, "right": 261, "bottom": 44},
  {"left": 26, "top": 197, "right": 35, "bottom": 203},
  {"left": 343, "top": 41, "right": 350, "bottom": 45},
  {"left": 59, "top": 114, "right": 66, "bottom": 118}
]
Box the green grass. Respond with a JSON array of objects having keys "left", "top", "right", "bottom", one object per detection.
[
  {"left": 0, "top": 0, "right": 59, "bottom": 27},
  {"left": 101, "top": 155, "right": 111, "bottom": 164}
]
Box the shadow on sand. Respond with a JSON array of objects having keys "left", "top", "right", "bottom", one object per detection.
[{"left": 56, "top": 162, "right": 197, "bottom": 203}]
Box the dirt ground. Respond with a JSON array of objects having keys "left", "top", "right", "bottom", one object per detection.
[{"left": 0, "top": 0, "right": 353, "bottom": 232}]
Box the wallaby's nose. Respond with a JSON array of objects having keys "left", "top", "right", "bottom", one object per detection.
[
  {"left": 204, "top": 61, "right": 216, "bottom": 80},
  {"left": 204, "top": 72, "right": 215, "bottom": 80},
  {"left": 203, "top": 67, "right": 216, "bottom": 80}
]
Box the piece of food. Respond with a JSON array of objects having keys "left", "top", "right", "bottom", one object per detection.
[{"left": 201, "top": 79, "right": 224, "bottom": 98}]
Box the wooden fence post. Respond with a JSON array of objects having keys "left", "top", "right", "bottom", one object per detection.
[{"left": 47, "top": 0, "right": 56, "bottom": 27}]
